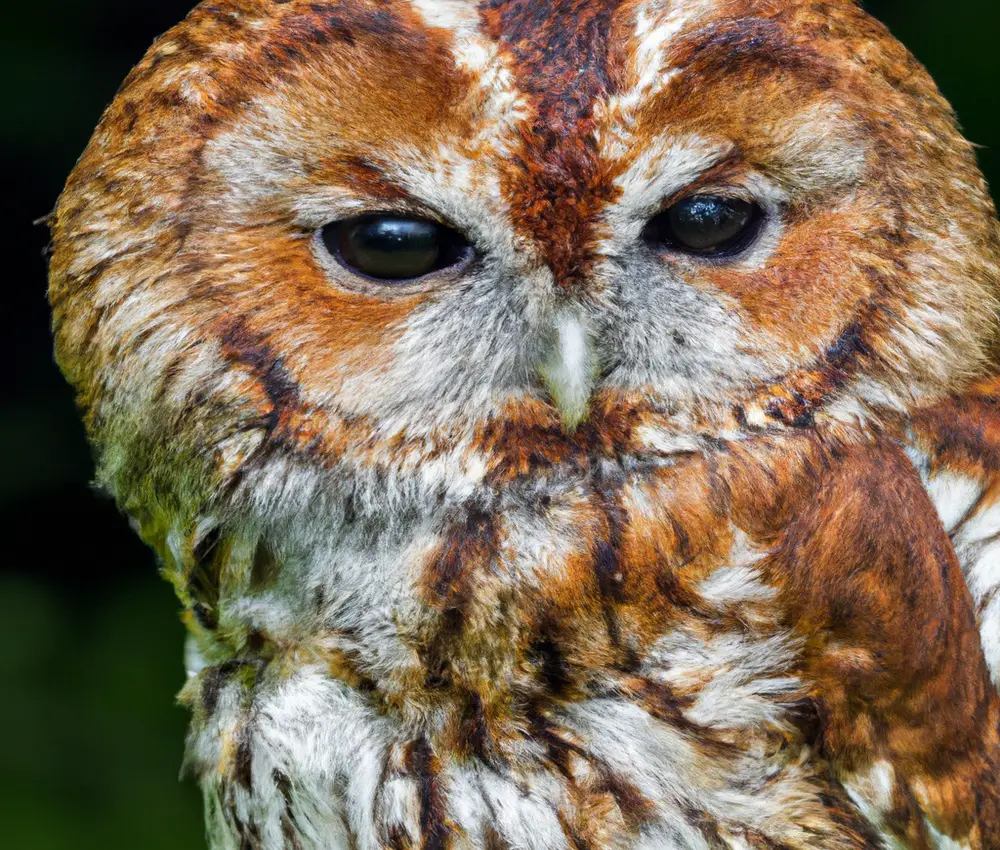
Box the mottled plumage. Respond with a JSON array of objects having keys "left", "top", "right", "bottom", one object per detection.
[{"left": 48, "top": 1, "right": 1000, "bottom": 848}]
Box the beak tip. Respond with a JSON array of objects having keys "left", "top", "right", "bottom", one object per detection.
[
  {"left": 539, "top": 370, "right": 592, "bottom": 433},
  {"left": 559, "top": 404, "right": 589, "bottom": 434},
  {"left": 536, "top": 308, "right": 598, "bottom": 433}
]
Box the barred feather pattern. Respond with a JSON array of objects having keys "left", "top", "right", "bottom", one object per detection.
[{"left": 47, "top": 1, "right": 1000, "bottom": 848}]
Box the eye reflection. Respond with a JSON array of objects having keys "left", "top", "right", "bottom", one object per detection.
[
  {"left": 643, "top": 195, "right": 763, "bottom": 257},
  {"left": 321, "top": 215, "right": 471, "bottom": 282}
]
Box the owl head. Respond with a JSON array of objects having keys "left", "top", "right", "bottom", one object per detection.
[{"left": 49, "top": 0, "right": 999, "bottom": 555}]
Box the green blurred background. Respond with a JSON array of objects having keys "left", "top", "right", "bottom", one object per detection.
[{"left": 2, "top": 1, "right": 998, "bottom": 847}]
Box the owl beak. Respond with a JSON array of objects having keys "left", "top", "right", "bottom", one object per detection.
[{"left": 536, "top": 308, "right": 599, "bottom": 432}]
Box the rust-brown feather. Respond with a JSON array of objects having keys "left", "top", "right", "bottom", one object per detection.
[{"left": 47, "top": 1, "right": 1000, "bottom": 847}]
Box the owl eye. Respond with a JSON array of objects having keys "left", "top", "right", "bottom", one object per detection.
[
  {"left": 643, "top": 195, "right": 763, "bottom": 257},
  {"left": 322, "top": 215, "right": 471, "bottom": 282}
]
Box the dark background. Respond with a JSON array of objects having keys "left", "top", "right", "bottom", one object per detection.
[{"left": 2, "top": 2, "right": 998, "bottom": 847}]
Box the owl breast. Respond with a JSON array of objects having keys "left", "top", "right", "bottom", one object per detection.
[{"left": 182, "top": 425, "right": 896, "bottom": 849}]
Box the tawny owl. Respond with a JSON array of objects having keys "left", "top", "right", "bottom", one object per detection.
[{"left": 47, "top": 0, "right": 1000, "bottom": 847}]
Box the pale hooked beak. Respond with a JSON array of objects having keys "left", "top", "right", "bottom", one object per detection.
[{"left": 536, "top": 308, "right": 600, "bottom": 432}]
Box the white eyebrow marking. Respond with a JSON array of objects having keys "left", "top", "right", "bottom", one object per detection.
[
  {"left": 604, "top": 132, "right": 732, "bottom": 237},
  {"left": 408, "top": 0, "right": 490, "bottom": 72},
  {"left": 407, "top": 0, "right": 529, "bottom": 154},
  {"left": 594, "top": 0, "right": 718, "bottom": 158}
]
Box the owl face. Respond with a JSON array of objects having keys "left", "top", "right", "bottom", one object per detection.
[{"left": 50, "top": 0, "right": 999, "bottom": 515}]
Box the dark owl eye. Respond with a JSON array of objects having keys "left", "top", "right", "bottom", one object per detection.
[
  {"left": 322, "top": 215, "right": 471, "bottom": 282},
  {"left": 643, "top": 195, "right": 762, "bottom": 257}
]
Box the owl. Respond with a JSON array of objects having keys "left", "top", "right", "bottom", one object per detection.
[{"left": 48, "top": 0, "right": 1000, "bottom": 847}]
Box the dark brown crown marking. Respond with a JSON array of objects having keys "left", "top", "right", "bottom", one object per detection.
[{"left": 479, "top": 0, "right": 625, "bottom": 289}]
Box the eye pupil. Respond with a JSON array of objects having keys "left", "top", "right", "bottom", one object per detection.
[
  {"left": 644, "top": 195, "right": 761, "bottom": 256},
  {"left": 667, "top": 197, "right": 753, "bottom": 251},
  {"left": 322, "top": 215, "right": 468, "bottom": 282}
]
